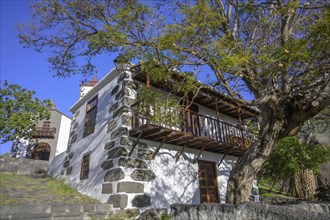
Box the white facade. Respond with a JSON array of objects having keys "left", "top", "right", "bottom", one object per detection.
[
  {"left": 55, "top": 114, "right": 72, "bottom": 156},
  {"left": 48, "top": 66, "right": 254, "bottom": 212}
]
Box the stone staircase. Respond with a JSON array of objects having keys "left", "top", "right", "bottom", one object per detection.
[{"left": 0, "top": 204, "right": 122, "bottom": 220}]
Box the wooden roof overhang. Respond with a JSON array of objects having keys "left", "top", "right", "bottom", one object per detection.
[
  {"left": 130, "top": 65, "right": 259, "bottom": 120},
  {"left": 129, "top": 124, "right": 247, "bottom": 157}
]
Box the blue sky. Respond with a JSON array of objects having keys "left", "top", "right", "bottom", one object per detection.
[{"left": 0, "top": 0, "right": 116, "bottom": 155}]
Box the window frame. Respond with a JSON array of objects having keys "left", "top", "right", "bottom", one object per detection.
[
  {"left": 83, "top": 94, "right": 98, "bottom": 138},
  {"left": 80, "top": 152, "right": 91, "bottom": 180}
]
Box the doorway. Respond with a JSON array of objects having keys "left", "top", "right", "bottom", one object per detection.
[
  {"left": 32, "top": 142, "right": 51, "bottom": 161},
  {"left": 198, "top": 160, "right": 220, "bottom": 203}
]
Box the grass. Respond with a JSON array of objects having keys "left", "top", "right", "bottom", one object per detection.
[
  {"left": 0, "top": 172, "right": 101, "bottom": 205},
  {"left": 258, "top": 180, "right": 295, "bottom": 199}
]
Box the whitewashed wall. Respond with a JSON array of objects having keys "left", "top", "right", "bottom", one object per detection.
[
  {"left": 62, "top": 69, "right": 121, "bottom": 203},
  {"left": 138, "top": 139, "right": 236, "bottom": 210},
  {"left": 55, "top": 114, "right": 71, "bottom": 156}
]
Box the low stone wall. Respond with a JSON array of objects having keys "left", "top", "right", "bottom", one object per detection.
[
  {"left": 0, "top": 157, "right": 48, "bottom": 175},
  {"left": 168, "top": 202, "right": 330, "bottom": 220}
]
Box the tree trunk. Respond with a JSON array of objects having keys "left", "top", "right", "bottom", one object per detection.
[{"left": 226, "top": 110, "right": 284, "bottom": 204}]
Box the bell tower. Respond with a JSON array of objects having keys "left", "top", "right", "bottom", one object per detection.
[{"left": 79, "top": 76, "right": 98, "bottom": 99}]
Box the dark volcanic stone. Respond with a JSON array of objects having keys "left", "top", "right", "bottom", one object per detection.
[
  {"left": 104, "top": 168, "right": 125, "bottom": 182},
  {"left": 66, "top": 166, "right": 72, "bottom": 175},
  {"left": 131, "top": 169, "right": 156, "bottom": 181},
  {"left": 113, "top": 106, "right": 130, "bottom": 119},
  {"left": 109, "top": 102, "right": 119, "bottom": 114},
  {"left": 73, "top": 122, "right": 78, "bottom": 129},
  {"left": 117, "top": 72, "right": 130, "bottom": 83},
  {"left": 132, "top": 194, "right": 151, "bottom": 207},
  {"left": 70, "top": 134, "right": 77, "bottom": 144},
  {"left": 137, "top": 148, "right": 154, "bottom": 160},
  {"left": 107, "top": 194, "right": 128, "bottom": 209},
  {"left": 107, "top": 147, "right": 127, "bottom": 159},
  {"left": 111, "top": 85, "right": 120, "bottom": 96},
  {"left": 118, "top": 157, "right": 148, "bottom": 169},
  {"left": 121, "top": 137, "right": 134, "bottom": 146},
  {"left": 101, "top": 183, "right": 113, "bottom": 194},
  {"left": 63, "top": 160, "right": 70, "bottom": 168},
  {"left": 110, "top": 127, "right": 128, "bottom": 140},
  {"left": 122, "top": 115, "right": 132, "bottom": 127},
  {"left": 101, "top": 160, "right": 114, "bottom": 170},
  {"left": 104, "top": 141, "right": 115, "bottom": 150},
  {"left": 117, "top": 182, "right": 144, "bottom": 193},
  {"left": 122, "top": 97, "right": 136, "bottom": 106},
  {"left": 107, "top": 120, "right": 117, "bottom": 133}
]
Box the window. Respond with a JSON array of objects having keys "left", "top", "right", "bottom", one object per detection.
[
  {"left": 80, "top": 153, "right": 90, "bottom": 180},
  {"left": 83, "top": 95, "right": 98, "bottom": 137}
]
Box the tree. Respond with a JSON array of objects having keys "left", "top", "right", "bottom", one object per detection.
[
  {"left": 259, "top": 136, "right": 330, "bottom": 197},
  {"left": 0, "top": 81, "right": 52, "bottom": 144},
  {"left": 19, "top": 0, "right": 330, "bottom": 203}
]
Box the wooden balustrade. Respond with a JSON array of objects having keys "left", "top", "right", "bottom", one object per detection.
[{"left": 131, "top": 102, "right": 256, "bottom": 148}]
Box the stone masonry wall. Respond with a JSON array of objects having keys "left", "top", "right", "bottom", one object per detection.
[
  {"left": 0, "top": 157, "right": 49, "bottom": 174},
  {"left": 168, "top": 203, "right": 330, "bottom": 220},
  {"left": 102, "top": 71, "right": 157, "bottom": 210}
]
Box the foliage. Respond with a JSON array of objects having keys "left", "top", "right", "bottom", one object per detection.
[
  {"left": 0, "top": 81, "right": 52, "bottom": 143},
  {"left": 259, "top": 136, "right": 330, "bottom": 186},
  {"left": 136, "top": 86, "right": 183, "bottom": 128}
]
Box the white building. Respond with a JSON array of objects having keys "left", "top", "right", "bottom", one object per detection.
[
  {"left": 48, "top": 62, "right": 258, "bottom": 211},
  {"left": 11, "top": 108, "right": 71, "bottom": 162}
]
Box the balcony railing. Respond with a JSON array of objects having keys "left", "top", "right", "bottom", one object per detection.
[
  {"left": 131, "top": 102, "right": 257, "bottom": 149},
  {"left": 32, "top": 127, "right": 56, "bottom": 138}
]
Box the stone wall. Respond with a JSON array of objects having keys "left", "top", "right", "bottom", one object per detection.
[
  {"left": 0, "top": 157, "right": 48, "bottom": 174},
  {"left": 167, "top": 203, "right": 330, "bottom": 220},
  {"left": 102, "top": 71, "right": 156, "bottom": 210}
]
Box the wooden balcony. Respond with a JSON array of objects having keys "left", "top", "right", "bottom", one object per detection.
[
  {"left": 32, "top": 127, "right": 56, "bottom": 139},
  {"left": 129, "top": 102, "right": 257, "bottom": 157}
]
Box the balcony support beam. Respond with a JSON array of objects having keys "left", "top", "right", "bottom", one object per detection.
[
  {"left": 152, "top": 135, "right": 169, "bottom": 159},
  {"left": 129, "top": 131, "right": 143, "bottom": 156},
  {"left": 193, "top": 145, "right": 206, "bottom": 164},
  {"left": 176, "top": 141, "right": 188, "bottom": 162},
  {"left": 217, "top": 151, "right": 229, "bottom": 168}
]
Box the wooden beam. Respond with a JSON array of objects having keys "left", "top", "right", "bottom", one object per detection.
[
  {"left": 129, "top": 131, "right": 143, "bottom": 156},
  {"left": 152, "top": 135, "right": 168, "bottom": 159},
  {"left": 193, "top": 146, "right": 206, "bottom": 164},
  {"left": 217, "top": 152, "right": 228, "bottom": 168},
  {"left": 175, "top": 142, "right": 188, "bottom": 162},
  {"left": 149, "top": 130, "right": 173, "bottom": 141},
  {"left": 142, "top": 128, "right": 162, "bottom": 138},
  {"left": 166, "top": 133, "right": 185, "bottom": 143}
]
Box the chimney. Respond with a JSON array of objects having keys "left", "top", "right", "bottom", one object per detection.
[{"left": 79, "top": 75, "right": 98, "bottom": 99}]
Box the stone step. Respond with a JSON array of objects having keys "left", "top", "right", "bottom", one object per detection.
[{"left": 0, "top": 204, "right": 115, "bottom": 220}]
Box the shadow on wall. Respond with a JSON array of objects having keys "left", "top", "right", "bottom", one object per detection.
[
  {"left": 48, "top": 151, "right": 66, "bottom": 179},
  {"left": 218, "top": 158, "right": 236, "bottom": 202},
  {"left": 49, "top": 87, "right": 114, "bottom": 203},
  {"left": 147, "top": 147, "right": 200, "bottom": 209}
]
